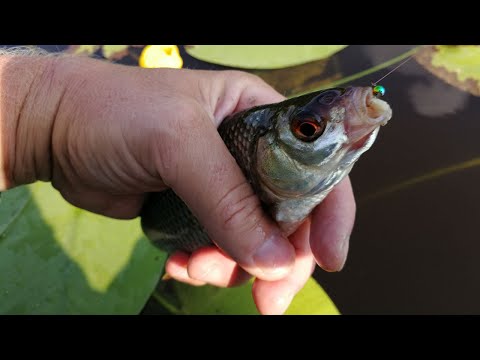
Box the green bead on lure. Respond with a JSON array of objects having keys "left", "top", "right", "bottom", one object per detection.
[{"left": 372, "top": 85, "right": 386, "bottom": 97}]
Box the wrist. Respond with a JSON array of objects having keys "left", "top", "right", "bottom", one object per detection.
[{"left": 0, "top": 51, "right": 67, "bottom": 189}]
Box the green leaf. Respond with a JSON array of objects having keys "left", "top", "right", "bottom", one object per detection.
[
  {"left": 172, "top": 281, "right": 259, "bottom": 315},
  {"left": 0, "top": 182, "right": 167, "bottom": 314},
  {"left": 66, "top": 45, "right": 100, "bottom": 56},
  {"left": 185, "top": 45, "right": 347, "bottom": 69},
  {"left": 285, "top": 276, "right": 339, "bottom": 315},
  {"left": 169, "top": 277, "right": 339, "bottom": 315},
  {"left": 415, "top": 45, "right": 480, "bottom": 96},
  {"left": 102, "top": 45, "right": 130, "bottom": 60}
]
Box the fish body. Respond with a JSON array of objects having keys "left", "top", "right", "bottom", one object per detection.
[{"left": 141, "top": 86, "right": 392, "bottom": 252}]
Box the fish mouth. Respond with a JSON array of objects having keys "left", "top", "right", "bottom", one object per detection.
[
  {"left": 362, "top": 87, "right": 392, "bottom": 126},
  {"left": 345, "top": 87, "right": 392, "bottom": 144}
]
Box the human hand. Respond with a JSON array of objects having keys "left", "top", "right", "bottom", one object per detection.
[
  {"left": 166, "top": 177, "right": 355, "bottom": 315},
  {"left": 1, "top": 54, "right": 355, "bottom": 314}
]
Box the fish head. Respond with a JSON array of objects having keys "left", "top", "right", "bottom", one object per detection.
[{"left": 255, "top": 86, "right": 392, "bottom": 228}]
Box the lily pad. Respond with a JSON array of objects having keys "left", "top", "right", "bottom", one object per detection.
[
  {"left": 66, "top": 45, "right": 100, "bottom": 56},
  {"left": 285, "top": 276, "right": 339, "bottom": 315},
  {"left": 0, "top": 182, "right": 166, "bottom": 314},
  {"left": 415, "top": 45, "right": 480, "bottom": 96},
  {"left": 168, "top": 277, "right": 339, "bottom": 315},
  {"left": 102, "top": 45, "right": 130, "bottom": 61},
  {"left": 185, "top": 45, "right": 347, "bottom": 69}
]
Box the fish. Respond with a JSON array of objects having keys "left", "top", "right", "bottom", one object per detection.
[{"left": 140, "top": 86, "right": 393, "bottom": 253}]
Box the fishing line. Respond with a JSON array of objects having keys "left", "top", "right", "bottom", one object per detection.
[
  {"left": 371, "top": 55, "right": 414, "bottom": 98},
  {"left": 372, "top": 55, "right": 414, "bottom": 86}
]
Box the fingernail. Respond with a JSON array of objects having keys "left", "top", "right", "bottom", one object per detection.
[
  {"left": 252, "top": 234, "right": 295, "bottom": 278},
  {"left": 162, "top": 273, "right": 172, "bottom": 281}
]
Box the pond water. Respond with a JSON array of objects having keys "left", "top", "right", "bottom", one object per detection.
[{"left": 23, "top": 45, "right": 480, "bottom": 314}]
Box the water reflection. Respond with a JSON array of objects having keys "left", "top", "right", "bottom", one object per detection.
[{"left": 408, "top": 79, "right": 470, "bottom": 117}]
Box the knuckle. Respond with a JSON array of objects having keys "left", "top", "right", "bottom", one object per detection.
[
  {"left": 221, "top": 70, "right": 265, "bottom": 86},
  {"left": 151, "top": 126, "right": 179, "bottom": 187},
  {"left": 151, "top": 99, "right": 205, "bottom": 186},
  {"left": 216, "top": 181, "right": 263, "bottom": 234}
]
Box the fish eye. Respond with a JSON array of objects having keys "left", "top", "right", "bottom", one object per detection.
[{"left": 291, "top": 112, "right": 326, "bottom": 142}]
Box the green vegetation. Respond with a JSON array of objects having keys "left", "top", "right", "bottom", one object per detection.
[{"left": 185, "top": 45, "right": 347, "bottom": 69}]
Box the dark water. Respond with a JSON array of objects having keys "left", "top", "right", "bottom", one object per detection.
[{"left": 17, "top": 45, "right": 480, "bottom": 314}]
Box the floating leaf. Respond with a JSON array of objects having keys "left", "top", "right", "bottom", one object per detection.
[
  {"left": 139, "top": 45, "right": 183, "bottom": 69},
  {"left": 168, "top": 277, "right": 339, "bottom": 315},
  {"left": 185, "top": 45, "right": 348, "bottom": 69},
  {"left": 102, "top": 45, "right": 130, "bottom": 61},
  {"left": 285, "top": 276, "right": 339, "bottom": 315},
  {"left": 0, "top": 182, "right": 166, "bottom": 314},
  {"left": 415, "top": 45, "right": 480, "bottom": 96},
  {"left": 66, "top": 45, "right": 100, "bottom": 56}
]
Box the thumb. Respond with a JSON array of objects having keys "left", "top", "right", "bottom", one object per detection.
[{"left": 163, "top": 102, "right": 295, "bottom": 281}]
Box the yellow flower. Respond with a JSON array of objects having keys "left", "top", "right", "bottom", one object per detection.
[{"left": 139, "top": 45, "right": 183, "bottom": 69}]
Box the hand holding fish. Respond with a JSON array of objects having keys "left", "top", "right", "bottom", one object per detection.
[{"left": 0, "top": 52, "right": 385, "bottom": 314}]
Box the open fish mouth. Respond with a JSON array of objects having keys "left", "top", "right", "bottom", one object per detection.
[
  {"left": 363, "top": 87, "right": 393, "bottom": 126},
  {"left": 345, "top": 87, "right": 392, "bottom": 145}
]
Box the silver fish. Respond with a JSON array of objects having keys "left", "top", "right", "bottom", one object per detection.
[{"left": 140, "top": 86, "right": 392, "bottom": 252}]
